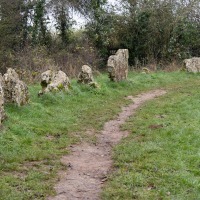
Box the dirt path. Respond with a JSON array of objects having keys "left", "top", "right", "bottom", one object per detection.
[{"left": 48, "top": 89, "right": 166, "bottom": 200}]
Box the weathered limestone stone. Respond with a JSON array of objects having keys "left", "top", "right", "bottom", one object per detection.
[
  {"left": 78, "top": 65, "right": 99, "bottom": 88},
  {"left": 39, "top": 70, "right": 70, "bottom": 95},
  {"left": 78, "top": 65, "right": 94, "bottom": 84},
  {"left": 88, "top": 81, "right": 99, "bottom": 88},
  {"left": 142, "top": 67, "right": 151, "bottom": 74},
  {"left": 0, "top": 74, "right": 6, "bottom": 124},
  {"left": 107, "top": 49, "right": 129, "bottom": 82},
  {"left": 183, "top": 57, "right": 200, "bottom": 73},
  {"left": 3, "top": 68, "right": 29, "bottom": 106}
]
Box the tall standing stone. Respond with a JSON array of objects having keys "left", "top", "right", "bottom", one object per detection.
[
  {"left": 183, "top": 57, "right": 200, "bottom": 73},
  {"left": 107, "top": 49, "right": 129, "bottom": 82},
  {"left": 3, "top": 68, "right": 29, "bottom": 106}
]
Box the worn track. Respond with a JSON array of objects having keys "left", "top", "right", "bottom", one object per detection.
[{"left": 48, "top": 89, "right": 166, "bottom": 200}]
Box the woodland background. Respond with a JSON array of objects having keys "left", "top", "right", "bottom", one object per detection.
[{"left": 0, "top": 0, "right": 199, "bottom": 80}]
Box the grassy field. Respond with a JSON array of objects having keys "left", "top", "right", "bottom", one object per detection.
[
  {"left": 102, "top": 75, "right": 200, "bottom": 199},
  {"left": 0, "top": 71, "right": 200, "bottom": 199}
]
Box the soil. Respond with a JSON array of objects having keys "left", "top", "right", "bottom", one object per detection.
[{"left": 48, "top": 89, "right": 166, "bottom": 200}]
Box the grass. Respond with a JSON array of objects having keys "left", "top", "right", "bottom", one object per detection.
[
  {"left": 102, "top": 75, "right": 200, "bottom": 200},
  {"left": 0, "top": 71, "right": 200, "bottom": 199}
]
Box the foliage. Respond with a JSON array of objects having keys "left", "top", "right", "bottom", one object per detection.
[
  {"left": 32, "top": 0, "right": 52, "bottom": 46},
  {"left": 0, "top": 0, "right": 199, "bottom": 73},
  {"left": 0, "top": 0, "right": 24, "bottom": 50},
  {"left": 85, "top": 0, "right": 112, "bottom": 60},
  {"left": 52, "top": 0, "right": 74, "bottom": 46},
  {"left": 108, "top": 0, "right": 200, "bottom": 66}
]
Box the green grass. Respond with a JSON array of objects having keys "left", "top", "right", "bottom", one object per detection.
[
  {"left": 102, "top": 76, "right": 200, "bottom": 200},
  {"left": 0, "top": 71, "right": 200, "bottom": 199}
]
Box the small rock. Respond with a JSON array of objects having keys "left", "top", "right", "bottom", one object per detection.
[{"left": 142, "top": 67, "right": 151, "bottom": 74}]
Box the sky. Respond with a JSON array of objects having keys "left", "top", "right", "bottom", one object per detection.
[
  {"left": 108, "top": 0, "right": 116, "bottom": 5},
  {"left": 73, "top": 0, "right": 118, "bottom": 28},
  {"left": 48, "top": 0, "right": 119, "bottom": 31}
]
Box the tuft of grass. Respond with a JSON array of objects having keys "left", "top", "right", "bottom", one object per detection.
[
  {"left": 0, "top": 71, "right": 200, "bottom": 199},
  {"left": 102, "top": 78, "right": 200, "bottom": 200}
]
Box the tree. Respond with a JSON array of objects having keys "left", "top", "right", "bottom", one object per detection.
[
  {"left": 85, "top": 0, "right": 113, "bottom": 60},
  {"left": 52, "top": 0, "right": 73, "bottom": 46},
  {"left": 32, "top": 0, "right": 51, "bottom": 46},
  {"left": 114, "top": 0, "right": 200, "bottom": 66},
  {"left": 0, "top": 0, "right": 24, "bottom": 50}
]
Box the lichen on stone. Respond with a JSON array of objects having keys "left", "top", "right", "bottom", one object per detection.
[
  {"left": 3, "top": 68, "right": 29, "bottom": 106},
  {"left": 183, "top": 57, "right": 200, "bottom": 73},
  {"left": 38, "top": 70, "right": 70, "bottom": 95},
  {"left": 107, "top": 49, "right": 129, "bottom": 82},
  {"left": 78, "top": 65, "right": 99, "bottom": 88}
]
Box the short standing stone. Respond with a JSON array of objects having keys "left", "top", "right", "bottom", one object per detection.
[
  {"left": 14, "top": 80, "right": 29, "bottom": 106},
  {"left": 184, "top": 57, "right": 200, "bottom": 73},
  {"left": 0, "top": 74, "right": 6, "bottom": 124},
  {"left": 39, "top": 70, "right": 70, "bottom": 95},
  {"left": 78, "top": 65, "right": 94, "bottom": 84},
  {"left": 142, "top": 67, "right": 151, "bottom": 74},
  {"left": 78, "top": 65, "right": 99, "bottom": 88},
  {"left": 3, "top": 68, "right": 29, "bottom": 106},
  {"left": 107, "top": 49, "right": 129, "bottom": 82}
]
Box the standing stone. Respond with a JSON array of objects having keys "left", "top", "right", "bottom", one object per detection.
[
  {"left": 107, "top": 49, "right": 129, "bottom": 82},
  {"left": 39, "top": 70, "right": 70, "bottom": 95},
  {"left": 3, "top": 68, "right": 29, "bottom": 106},
  {"left": 78, "top": 65, "right": 94, "bottom": 84},
  {"left": 0, "top": 74, "right": 6, "bottom": 124},
  {"left": 142, "top": 67, "right": 151, "bottom": 74},
  {"left": 183, "top": 57, "right": 200, "bottom": 73},
  {"left": 14, "top": 80, "right": 29, "bottom": 106},
  {"left": 77, "top": 65, "right": 99, "bottom": 88}
]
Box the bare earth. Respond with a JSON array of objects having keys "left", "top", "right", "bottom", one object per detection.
[{"left": 48, "top": 89, "right": 166, "bottom": 200}]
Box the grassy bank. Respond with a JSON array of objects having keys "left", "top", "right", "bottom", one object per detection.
[
  {"left": 102, "top": 75, "right": 200, "bottom": 199},
  {"left": 0, "top": 71, "right": 199, "bottom": 199}
]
